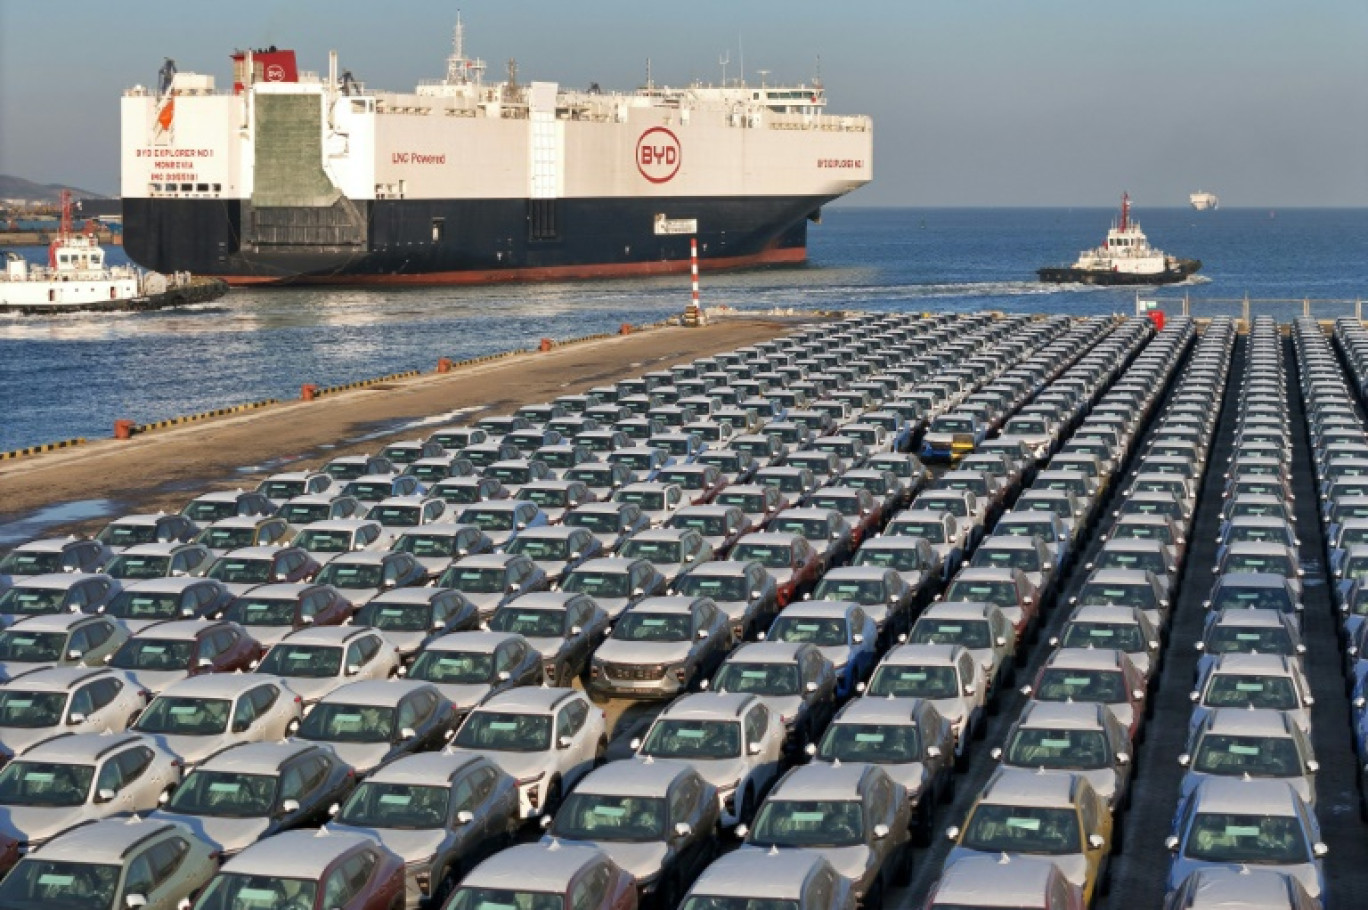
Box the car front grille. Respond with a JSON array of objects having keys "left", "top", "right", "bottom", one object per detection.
[{"left": 604, "top": 662, "right": 667, "bottom": 681}]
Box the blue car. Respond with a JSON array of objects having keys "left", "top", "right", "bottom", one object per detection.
[{"left": 920, "top": 413, "right": 986, "bottom": 463}]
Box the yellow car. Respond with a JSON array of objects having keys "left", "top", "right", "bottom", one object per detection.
[{"left": 945, "top": 767, "right": 1113, "bottom": 906}]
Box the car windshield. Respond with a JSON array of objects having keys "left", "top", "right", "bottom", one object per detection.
[
  {"left": 369, "top": 505, "right": 422, "bottom": 528},
  {"left": 565, "top": 467, "right": 614, "bottom": 487},
  {"left": 279, "top": 503, "right": 333, "bottom": 525},
  {"left": 0, "top": 859, "right": 120, "bottom": 910},
  {"left": 257, "top": 644, "right": 342, "bottom": 678},
  {"left": 407, "top": 650, "right": 492, "bottom": 685},
  {"left": 960, "top": 804, "right": 1081, "bottom": 855},
  {"left": 619, "top": 539, "right": 681, "bottom": 563},
  {"left": 641, "top": 719, "right": 741, "bottom": 759},
  {"left": 553, "top": 793, "right": 667, "bottom": 842},
  {"left": 357, "top": 601, "right": 434, "bottom": 632},
  {"left": 193, "top": 873, "right": 319, "bottom": 910},
  {"left": 167, "top": 769, "right": 276, "bottom": 817},
  {"left": 912, "top": 618, "right": 991, "bottom": 649},
  {"left": 294, "top": 529, "right": 353, "bottom": 554},
  {"left": 561, "top": 571, "right": 629, "bottom": 599},
  {"left": 184, "top": 501, "right": 239, "bottom": 523},
  {"left": 1005, "top": 729, "right": 1110, "bottom": 770},
  {"left": 892, "top": 521, "right": 945, "bottom": 543},
  {"left": 197, "top": 527, "right": 259, "bottom": 551},
  {"left": 1224, "top": 555, "right": 1294, "bottom": 576},
  {"left": 563, "top": 511, "right": 622, "bottom": 534},
  {"left": 759, "top": 474, "right": 810, "bottom": 496},
  {"left": 818, "top": 722, "right": 920, "bottom": 763},
  {"left": 751, "top": 799, "right": 865, "bottom": 848},
  {"left": 224, "top": 597, "right": 297, "bottom": 626},
  {"left": 316, "top": 562, "right": 384, "bottom": 590},
  {"left": 681, "top": 901, "right": 799, "bottom": 910},
  {"left": 104, "top": 590, "right": 189, "bottom": 621},
  {"left": 944, "top": 581, "right": 1015, "bottom": 608},
  {"left": 674, "top": 574, "right": 749, "bottom": 602},
  {"left": 453, "top": 710, "right": 552, "bottom": 752},
  {"left": 1060, "top": 622, "right": 1145, "bottom": 652},
  {"left": 95, "top": 523, "right": 159, "bottom": 548},
  {"left": 612, "top": 453, "right": 658, "bottom": 472},
  {"left": 136, "top": 696, "right": 231, "bottom": 735},
  {"left": 717, "top": 492, "right": 766, "bottom": 513},
  {"left": 1078, "top": 584, "right": 1156, "bottom": 609},
  {"left": 1207, "top": 625, "right": 1294, "bottom": 655},
  {"left": 868, "top": 665, "right": 960, "bottom": 699},
  {"left": 730, "top": 544, "right": 791, "bottom": 569},
  {"left": 205, "top": 557, "right": 274, "bottom": 585},
  {"left": 0, "top": 586, "right": 68, "bottom": 615},
  {"left": 324, "top": 461, "right": 369, "bottom": 480},
  {"left": 488, "top": 608, "right": 564, "bottom": 638},
  {"left": 0, "top": 690, "right": 67, "bottom": 728},
  {"left": 617, "top": 491, "right": 665, "bottom": 511},
  {"left": 1193, "top": 734, "right": 1302, "bottom": 777},
  {"left": 107, "top": 552, "right": 177, "bottom": 580},
  {"left": 441, "top": 567, "right": 507, "bottom": 594},
  {"left": 0, "top": 552, "right": 62, "bottom": 576},
  {"left": 712, "top": 662, "right": 798, "bottom": 696},
  {"left": 434, "top": 484, "right": 483, "bottom": 505},
  {"left": 444, "top": 889, "right": 563, "bottom": 910},
  {"left": 1212, "top": 587, "right": 1293, "bottom": 613},
  {"left": 488, "top": 466, "right": 532, "bottom": 485},
  {"left": 393, "top": 533, "right": 462, "bottom": 559},
  {"left": 1204, "top": 674, "right": 1298, "bottom": 709},
  {"left": 813, "top": 578, "right": 886, "bottom": 604},
  {"left": 769, "top": 616, "right": 848, "bottom": 647},
  {"left": 338, "top": 781, "right": 450, "bottom": 829},
  {"left": 673, "top": 515, "right": 729, "bottom": 536},
  {"left": 932, "top": 418, "right": 975, "bottom": 434},
  {"left": 0, "top": 760, "right": 93, "bottom": 806},
  {"left": 1035, "top": 669, "right": 1125, "bottom": 703},
  {"left": 345, "top": 481, "right": 396, "bottom": 502},
  {"left": 111, "top": 637, "right": 193, "bottom": 671},
  {"left": 0, "top": 631, "right": 67, "bottom": 663},
  {"left": 524, "top": 488, "right": 570, "bottom": 509},
  {"left": 613, "top": 612, "right": 692, "bottom": 642},
  {"left": 972, "top": 547, "right": 1040, "bottom": 572},
  {"left": 457, "top": 509, "right": 515, "bottom": 532},
  {"left": 506, "top": 537, "right": 570, "bottom": 561},
  {"left": 853, "top": 548, "right": 925, "bottom": 572},
  {"left": 298, "top": 702, "right": 395, "bottom": 743},
  {"left": 1184, "top": 812, "right": 1309, "bottom": 864}
]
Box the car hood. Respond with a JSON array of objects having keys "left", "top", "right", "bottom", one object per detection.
[
  {"left": 594, "top": 640, "right": 693, "bottom": 665},
  {"left": 532, "top": 561, "right": 569, "bottom": 583},
  {"left": 330, "top": 823, "right": 450, "bottom": 863},
  {"left": 460, "top": 592, "right": 506, "bottom": 614},
  {"left": 448, "top": 748, "right": 547, "bottom": 784},
  {"left": 0, "top": 727, "right": 64, "bottom": 758},
  {"left": 546, "top": 837, "right": 669, "bottom": 882},
  {"left": 740, "top": 844, "right": 874, "bottom": 887},
  {"left": 240, "top": 625, "right": 295, "bottom": 649},
  {"left": 148, "top": 809, "right": 271, "bottom": 854},
  {"left": 336, "top": 587, "right": 383, "bottom": 607},
  {"left": 308, "top": 740, "right": 393, "bottom": 774},
  {"left": 284, "top": 675, "right": 348, "bottom": 705},
  {"left": 430, "top": 682, "right": 494, "bottom": 711},
  {"left": 0, "top": 661, "right": 57, "bottom": 681},
  {"left": 121, "top": 668, "right": 190, "bottom": 694},
  {"left": 0, "top": 804, "right": 89, "bottom": 845},
  {"left": 413, "top": 556, "right": 458, "bottom": 575},
  {"left": 141, "top": 732, "right": 231, "bottom": 766},
  {"left": 948, "top": 846, "right": 1089, "bottom": 891}
]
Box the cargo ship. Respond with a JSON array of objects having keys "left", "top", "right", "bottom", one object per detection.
[
  {"left": 120, "top": 19, "right": 873, "bottom": 286},
  {"left": 1037, "top": 193, "right": 1201, "bottom": 286}
]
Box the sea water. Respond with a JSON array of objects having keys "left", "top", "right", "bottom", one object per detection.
[{"left": 1, "top": 207, "right": 1365, "bottom": 452}]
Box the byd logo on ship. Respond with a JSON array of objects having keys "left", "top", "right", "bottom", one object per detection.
[
  {"left": 636, "top": 127, "right": 681, "bottom": 184},
  {"left": 265, "top": 64, "right": 286, "bottom": 82}
]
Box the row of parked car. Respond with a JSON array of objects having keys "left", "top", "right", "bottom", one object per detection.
[
  {"left": 0, "top": 310, "right": 1118, "bottom": 910},
  {"left": 921, "top": 312, "right": 1204, "bottom": 908}
]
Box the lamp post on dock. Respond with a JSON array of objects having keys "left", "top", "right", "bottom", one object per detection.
[{"left": 685, "top": 236, "right": 706, "bottom": 327}]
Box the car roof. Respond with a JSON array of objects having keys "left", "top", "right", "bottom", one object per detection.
[
  {"left": 132, "top": 619, "right": 218, "bottom": 640},
  {"left": 365, "top": 751, "right": 485, "bottom": 785},
  {"left": 278, "top": 626, "right": 376, "bottom": 646},
  {"left": 318, "top": 679, "right": 435, "bottom": 706},
  {"left": 8, "top": 612, "right": 97, "bottom": 632},
  {"left": 425, "top": 631, "right": 523, "bottom": 653},
  {"left": 499, "top": 592, "right": 578, "bottom": 610},
  {"left": 689, "top": 848, "right": 824, "bottom": 900},
  {"left": 733, "top": 533, "right": 803, "bottom": 546},
  {"left": 832, "top": 696, "right": 925, "bottom": 725},
  {"left": 1213, "top": 572, "right": 1290, "bottom": 590},
  {"left": 821, "top": 566, "right": 890, "bottom": 581},
  {"left": 324, "top": 551, "right": 391, "bottom": 567},
  {"left": 463, "top": 843, "right": 607, "bottom": 891},
  {"left": 116, "top": 542, "right": 193, "bottom": 556},
  {"left": 1211, "top": 653, "right": 1295, "bottom": 674},
  {"left": 1178, "top": 867, "right": 1309, "bottom": 907},
  {"left": 980, "top": 767, "right": 1081, "bottom": 807},
  {"left": 150, "top": 674, "right": 280, "bottom": 699},
  {"left": 661, "top": 692, "right": 757, "bottom": 719},
  {"left": 1084, "top": 569, "right": 1155, "bottom": 584},
  {"left": 1017, "top": 701, "right": 1109, "bottom": 730},
  {"left": 576, "top": 757, "right": 694, "bottom": 797},
  {"left": 726, "top": 641, "right": 808, "bottom": 664},
  {"left": 952, "top": 567, "right": 1020, "bottom": 581},
  {"left": 1068, "top": 605, "right": 1145, "bottom": 624},
  {"left": 216, "top": 546, "right": 284, "bottom": 560},
  {"left": 200, "top": 739, "right": 321, "bottom": 773},
  {"left": 201, "top": 516, "right": 272, "bottom": 530},
  {"left": 681, "top": 561, "right": 753, "bottom": 578},
  {"left": 883, "top": 643, "right": 965, "bottom": 665},
  {"left": 476, "top": 686, "right": 580, "bottom": 714},
  {"left": 930, "top": 853, "right": 1064, "bottom": 904},
  {"left": 771, "top": 762, "right": 873, "bottom": 800},
  {"left": 236, "top": 583, "right": 312, "bottom": 598},
  {"left": 574, "top": 558, "right": 637, "bottom": 571},
  {"left": 1204, "top": 707, "right": 1295, "bottom": 738},
  {"left": 513, "top": 526, "right": 582, "bottom": 540},
  {"left": 1190, "top": 777, "right": 1302, "bottom": 815},
  {"left": 1208, "top": 608, "right": 1288, "bottom": 628},
  {"left": 1044, "top": 648, "right": 1126, "bottom": 671},
  {"left": 629, "top": 597, "right": 704, "bottom": 614},
  {"left": 921, "top": 601, "right": 998, "bottom": 620},
  {"left": 223, "top": 828, "right": 377, "bottom": 878},
  {"left": 302, "top": 519, "right": 377, "bottom": 532},
  {"left": 776, "top": 600, "right": 857, "bottom": 620},
  {"left": 24, "top": 731, "right": 145, "bottom": 762},
  {"left": 3, "top": 666, "right": 120, "bottom": 691},
  {"left": 5, "top": 572, "right": 102, "bottom": 590},
  {"left": 38, "top": 816, "right": 183, "bottom": 863}
]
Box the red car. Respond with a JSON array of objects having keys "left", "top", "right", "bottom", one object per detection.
[
  {"left": 107, "top": 618, "right": 264, "bottom": 693},
  {"left": 807, "top": 486, "right": 884, "bottom": 547},
  {"left": 190, "top": 828, "right": 404, "bottom": 910},
  {"left": 730, "top": 532, "right": 824, "bottom": 608},
  {"left": 1023, "top": 647, "right": 1149, "bottom": 742},
  {"left": 220, "top": 582, "right": 355, "bottom": 642},
  {"left": 447, "top": 843, "right": 637, "bottom": 910}
]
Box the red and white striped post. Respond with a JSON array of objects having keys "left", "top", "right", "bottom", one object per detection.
[{"left": 684, "top": 236, "right": 705, "bottom": 327}]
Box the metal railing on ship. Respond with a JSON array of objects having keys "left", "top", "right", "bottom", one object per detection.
[{"left": 1136, "top": 293, "right": 1368, "bottom": 330}]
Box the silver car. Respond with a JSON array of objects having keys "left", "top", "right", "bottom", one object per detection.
[
  {"left": 388, "top": 523, "right": 496, "bottom": 576},
  {"left": 437, "top": 553, "right": 548, "bottom": 618},
  {"left": 402, "top": 630, "right": 543, "bottom": 717},
  {"left": 101, "top": 542, "right": 214, "bottom": 581},
  {"left": 617, "top": 528, "right": 715, "bottom": 586},
  {"left": 0, "top": 731, "right": 182, "bottom": 851},
  {"left": 588, "top": 596, "right": 732, "bottom": 701},
  {"left": 352, "top": 587, "right": 481, "bottom": 661},
  {"left": 1178, "top": 708, "right": 1318, "bottom": 807},
  {"left": 0, "top": 573, "right": 120, "bottom": 628},
  {"left": 707, "top": 641, "right": 838, "bottom": 757},
  {"left": 130, "top": 673, "right": 304, "bottom": 765},
  {"left": 681, "top": 847, "right": 855, "bottom": 910},
  {"left": 0, "top": 613, "right": 127, "bottom": 678},
  {"left": 0, "top": 667, "right": 149, "bottom": 758},
  {"left": 331, "top": 751, "right": 521, "bottom": 908},
  {"left": 291, "top": 519, "right": 386, "bottom": 566},
  {"left": 671, "top": 559, "right": 781, "bottom": 641},
  {"left": 291, "top": 679, "right": 456, "bottom": 773},
  {"left": 486, "top": 592, "right": 610, "bottom": 686},
  {"left": 503, "top": 525, "right": 604, "bottom": 584},
  {"left": 562, "top": 501, "right": 650, "bottom": 554},
  {"left": 861, "top": 643, "right": 989, "bottom": 768},
  {"left": 558, "top": 557, "right": 667, "bottom": 618},
  {"left": 252, "top": 626, "right": 400, "bottom": 705},
  {"left": 100, "top": 577, "right": 232, "bottom": 633},
  {"left": 992, "top": 700, "right": 1134, "bottom": 813}
]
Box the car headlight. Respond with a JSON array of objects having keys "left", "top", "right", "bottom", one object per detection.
[{"left": 519, "top": 771, "right": 547, "bottom": 807}]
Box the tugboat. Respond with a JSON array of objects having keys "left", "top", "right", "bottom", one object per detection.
[
  {"left": 1038, "top": 193, "right": 1201, "bottom": 286},
  {"left": 0, "top": 191, "right": 226, "bottom": 314}
]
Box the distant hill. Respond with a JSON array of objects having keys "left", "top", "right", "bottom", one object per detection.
[{"left": 0, "top": 175, "right": 110, "bottom": 204}]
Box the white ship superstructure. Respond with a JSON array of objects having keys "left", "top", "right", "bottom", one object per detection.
[
  {"left": 1189, "top": 191, "right": 1219, "bottom": 211},
  {"left": 1038, "top": 193, "right": 1201, "bottom": 286}
]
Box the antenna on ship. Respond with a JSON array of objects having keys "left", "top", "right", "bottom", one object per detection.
[
  {"left": 1120, "top": 192, "right": 1130, "bottom": 232},
  {"left": 445, "top": 11, "right": 486, "bottom": 85},
  {"left": 719, "top": 51, "right": 730, "bottom": 87},
  {"left": 814, "top": 54, "right": 823, "bottom": 89},
  {"left": 646, "top": 57, "right": 653, "bottom": 93}
]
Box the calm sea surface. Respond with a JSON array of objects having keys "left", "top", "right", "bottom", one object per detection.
[{"left": 2, "top": 206, "right": 1366, "bottom": 452}]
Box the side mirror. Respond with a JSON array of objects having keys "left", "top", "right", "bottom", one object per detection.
[
  {"left": 989, "top": 747, "right": 1003, "bottom": 760},
  {"left": 1307, "top": 760, "right": 1320, "bottom": 773},
  {"left": 852, "top": 633, "right": 864, "bottom": 644},
  {"left": 804, "top": 742, "right": 818, "bottom": 757},
  {"left": 67, "top": 648, "right": 84, "bottom": 661},
  {"left": 995, "top": 636, "right": 1007, "bottom": 648},
  {"left": 927, "top": 745, "right": 942, "bottom": 759},
  {"left": 97, "top": 788, "right": 117, "bottom": 803},
  {"left": 1088, "top": 833, "right": 1106, "bottom": 851},
  {"left": 328, "top": 803, "right": 340, "bottom": 816},
  {"left": 1116, "top": 752, "right": 1131, "bottom": 766},
  {"left": 673, "top": 821, "right": 693, "bottom": 839},
  {"left": 498, "top": 670, "right": 512, "bottom": 682},
  {"left": 735, "top": 824, "right": 750, "bottom": 839},
  {"left": 1313, "top": 842, "right": 1329, "bottom": 858},
  {"left": 629, "top": 737, "right": 643, "bottom": 751},
  {"left": 962, "top": 684, "right": 976, "bottom": 697},
  {"left": 399, "top": 726, "right": 418, "bottom": 741},
  {"left": 126, "top": 895, "right": 149, "bottom": 910},
  {"left": 632, "top": 587, "right": 645, "bottom": 598},
  {"left": 747, "top": 741, "right": 762, "bottom": 755},
  {"left": 1165, "top": 835, "right": 1181, "bottom": 853},
  {"left": 68, "top": 712, "right": 87, "bottom": 726},
  {"left": 345, "top": 664, "right": 361, "bottom": 676},
  {"left": 232, "top": 718, "right": 251, "bottom": 733},
  {"left": 945, "top": 826, "right": 961, "bottom": 842},
  {"left": 805, "top": 680, "right": 819, "bottom": 693},
  {"left": 280, "top": 798, "right": 301, "bottom": 815},
  {"left": 750, "top": 590, "right": 763, "bottom": 601},
  {"left": 196, "top": 657, "right": 213, "bottom": 669},
  {"left": 697, "top": 629, "right": 709, "bottom": 640},
  {"left": 873, "top": 823, "right": 891, "bottom": 840},
  {"left": 558, "top": 735, "right": 574, "bottom": 749}
]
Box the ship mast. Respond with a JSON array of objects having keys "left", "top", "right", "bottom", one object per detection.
[
  {"left": 1120, "top": 192, "right": 1130, "bottom": 232},
  {"left": 444, "top": 12, "right": 485, "bottom": 86}
]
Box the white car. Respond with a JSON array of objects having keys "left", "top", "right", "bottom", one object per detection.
[
  {"left": 251, "top": 626, "right": 400, "bottom": 705},
  {"left": 447, "top": 686, "right": 605, "bottom": 819},
  {"left": 130, "top": 673, "right": 304, "bottom": 765}
]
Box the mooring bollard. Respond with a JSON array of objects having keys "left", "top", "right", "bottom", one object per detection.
[
  {"left": 301, "top": 384, "right": 318, "bottom": 402},
  {"left": 113, "top": 419, "right": 136, "bottom": 440}
]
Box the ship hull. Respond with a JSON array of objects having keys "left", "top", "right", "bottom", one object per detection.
[
  {"left": 1036, "top": 259, "right": 1202, "bottom": 286},
  {"left": 123, "top": 195, "right": 825, "bottom": 286}
]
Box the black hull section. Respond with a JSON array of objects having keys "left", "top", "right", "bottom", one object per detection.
[
  {"left": 122, "top": 195, "right": 828, "bottom": 285},
  {"left": 1037, "top": 259, "right": 1202, "bottom": 286}
]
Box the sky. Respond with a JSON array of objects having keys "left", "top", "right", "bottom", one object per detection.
[{"left": 2, "top": 0, "right": 1365, "bottom": 207}]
